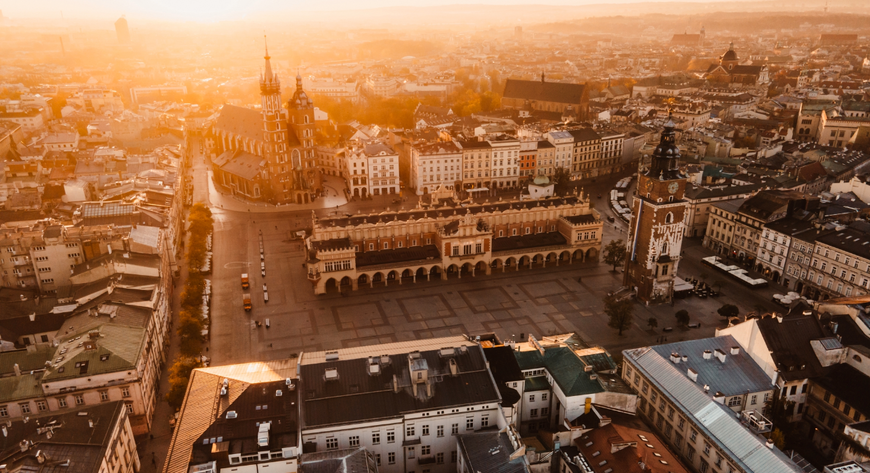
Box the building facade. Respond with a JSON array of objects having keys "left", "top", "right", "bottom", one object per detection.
[
  {"left": 304, "top": 194, "right": 602, "bottom": 295},
  {"left": 624, "top": 118, "right": 688, "bottom": 304}
]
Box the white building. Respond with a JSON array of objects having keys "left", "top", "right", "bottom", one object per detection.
[
  {"left": 299, "top": 337, "right": 504, "bottom": 473},
  {"left": 365, "top": 76, "right": 401, "bottom": 98},
  {"left": 488, "top": 136, "right": 520, "bottom": 189},
  {"left": 303, "top": 77, "right": 360, "bottom": 103},
  {"left": 411, "top": 141, "right": 463, "bottom": 195},
  {"left": 547, "top": 131, "right": 574, "bottom": 174},
  {"left": 362, "top": 142, "right": 400, "bottom": 196}
]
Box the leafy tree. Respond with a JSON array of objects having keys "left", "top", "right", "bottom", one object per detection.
[
  {"left": 770, "top": 429, "right": 787, "bottom": 450},
  {"left": 166, "top": 357, "right": 202, "bottom": 409},
  {"left": 675, "top": 309, "right": 690, "bottom": 327},
  {"left": 552, "top": 167, "right": 571, "bottom": 195},
  {"left": 647, "top": 317, "right": 658, "bottom": 330},
  {"left": 605, "top": 294, "right": 634, "bottom": 336},
  {"left": 718, "top": 304, "right": 740, "bottom": 319},
  {"left": 177, "top": 309, "right": 204, "bottom": 358},
  {"left": 603, "top": 239, "right": 626, "bottom": 272}
]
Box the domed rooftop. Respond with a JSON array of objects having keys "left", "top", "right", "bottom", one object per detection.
[
  {"left": 722, "top": 42, "right": 738, "bottom": 62},
  {"left": 533, "top": 175, "right": 550, "bottom": 186}
]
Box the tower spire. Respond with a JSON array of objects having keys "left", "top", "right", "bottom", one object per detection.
[
  {"left": 263, "top": 35, "right": 273, "bottom": 82},
  {"left": 259, "top": 34, "right": 280, "bottom": 96}
]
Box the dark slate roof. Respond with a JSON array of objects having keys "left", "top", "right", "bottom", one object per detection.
[
  {"left": 491, "top": 232, "right": 567, "bottom": 252},
  {"left": 568, "top": 128, "right": 600, "bottom": 143},
  {"left": 503, "top": 79, "right": 586, "bottom": 105},
  {"left": 684, "top": 184, "right": 761, "bottom": 200},
  {"left": 483, "top": 346, "right": 523, "bottom": 406},
  {"left": 757, "top": 310, "right": 829, "bottom": 382},
  {"left": 814, "top": 364, "right": 870, "bottom": 415},
  {"left": 191, "top": 379, "right": 299, "bottom": 465},
  {"left": 563, "top": 214, "right": 597, "bottom": 225},
  {"left": 764, "top": 217, "right": 817, "bottom": 237},
  {"left": 300, "top": 345, "right": 500, "bottom": 428},
  {"left": 318, "top": 196, "right": 585, "bottom": 228},
  {"left": 457, "top": 430, "right": 529, "bottom": 473},
  {"left": 355, "top": 245, "right": 440, "bottom": 268},
  {"left": 816, "top": 224, "right": 870, "bottom": 258},
  {"left": 0, "top": 402, "right": 124, "bottom": 473}
]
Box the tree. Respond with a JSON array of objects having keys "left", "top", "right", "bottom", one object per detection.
[
  {"left": 718, "top": 304, "right": 739, "bottom": 320},
  {"left": 647, "top": 317, "right": 658, "bottom": 330},
  {"left": 177, "top": 308, "right": 204, "bottom": 357},
  {"left": 605, "top": 294, "right": 634, "bottom": 336},
  {"left": 166, "top": 357, "right": 202, "bottom": 409},
  {"left": 675, "top": 309, "right": 690, "bottom": 327},
  {"left": 770, "top": 429, "right": 786, "bottom": 450},
  {"left": 603, "top": 239, "right": 626, "bottom": 272},
  {"left": 552, "top": 167, "right": 571, "bottom": 195}
]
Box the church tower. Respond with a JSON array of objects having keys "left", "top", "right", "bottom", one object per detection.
[
  {"left": 623, "top": 115, "right": 688, "bottom": 304},
  {"left": 287, "top": 71, "right": 319, "bottom": 199},
  {"left": 259, "top": 37, "right": 293, "bottom": 203}
]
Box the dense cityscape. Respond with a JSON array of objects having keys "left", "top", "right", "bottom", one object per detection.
[{"left": 2, "top": 2, "right": 870, "bottom": 473}]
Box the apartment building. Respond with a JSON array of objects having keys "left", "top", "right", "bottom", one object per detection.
[
  {"left": 703, "top": 198, "right": 743, "bottom": 255},
  {"left": 623, "top": 338, "right": 802, "bottom": 473},
  {"left": 805, "top": 223, "right": 870, "bottom": 300},
  {"left": 457, "top": 139, "right": 492, "bottom": 190},
  {"left": 411, "top": 141, "right": 463, "bottom": 195},
  {"left": 518, "top": 140, "right": 538, "bottom": 180},
  {"left": 546, "top": 131, "right": 574, "bottom": 175},
  {"left": 0, "top": 401, "right": 139, "bottom": 473},
  {"left": 365, "top": 75, "right": 400, "bottom": 97},
  {"left": 758, "top": 218, "right": 817, "bottom": 286},
  {"left": 162, "top": 359, "right": 300, "bottom": 473},
  {"left": 489, "top": 135, "right": 521, "bottom": 189},
  {"left": 0, "top": 227, "right": 173, "bottom": 436},
  {"left": 511, "top": 334, "right": 636, "bottom": 437},
  {"left": 684, "top": 184, "right": 758, "bottom": 238},
  {"left": 361, "top": 142, "right": 400, "bottom": 196},
  {"left": 786, "top": 227, "right": 832, "bottom": 296},
  {"left": 597, "top": 128, "right": 626, "bottom": 176},
  {"left": 300, "top": 337, "right": 504, "bottom": 473},
  {"left": 569, "top": 128, "right": 601, "bottom": 178},
  {"left": 534, "top": 140, "right": 554, "bottom": 176},
  {"left": 303, "top": 76, "right": 360, "bottom": 103}
]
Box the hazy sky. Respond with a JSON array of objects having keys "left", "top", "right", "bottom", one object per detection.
[{"left": 6, "top": 0, "right": 739, "bottom": 22}]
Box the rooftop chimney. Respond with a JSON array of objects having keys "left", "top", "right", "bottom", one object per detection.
[
  {"left": 714, "top": 349, "right": 727, "bottom": 364},
  {"left": 703, "top": 350, "right": 712, "bottom": 360},
  {"left": 13, "top": 364, "right": 21, "bottom": 377},
  {"left": 730, "top": 347, "right": 740, "bottom": 355},
  {"left": 687, "top": 368, "right": 698, "bottom": 382}
]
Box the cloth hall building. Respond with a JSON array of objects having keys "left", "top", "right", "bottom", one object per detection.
[{"left": 304, "top": 193, "right": 603, "bottom": 294}]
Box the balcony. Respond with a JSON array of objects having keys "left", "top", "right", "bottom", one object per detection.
[
  {"left": 740, "top": 410, "right": 772, "bottom": 434},
  {"left": 417, "top": 455, "right": 436, "bottom": 465}
]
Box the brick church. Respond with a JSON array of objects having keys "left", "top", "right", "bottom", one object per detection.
[{"left": 208, "top": 39, "right": 321, "bottom": 204}]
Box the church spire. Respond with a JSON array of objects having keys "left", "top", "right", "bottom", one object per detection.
[
  {"left": 259, "top": 34, "right": 280, "bottom": 96},
  {"left": 263, "top": 35, "right": 273, "bottom": 80}
]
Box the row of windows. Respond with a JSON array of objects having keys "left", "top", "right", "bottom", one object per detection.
[{"left": 0, "top": 388, "right": 132, "bottom": 417}]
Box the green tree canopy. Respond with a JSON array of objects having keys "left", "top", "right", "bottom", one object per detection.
[
  {"left": 603, "top": 239, "right": 627, "bottom": 271},
  {"left": 605, "top": 294, "right": 634, "bottom": 336}
]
